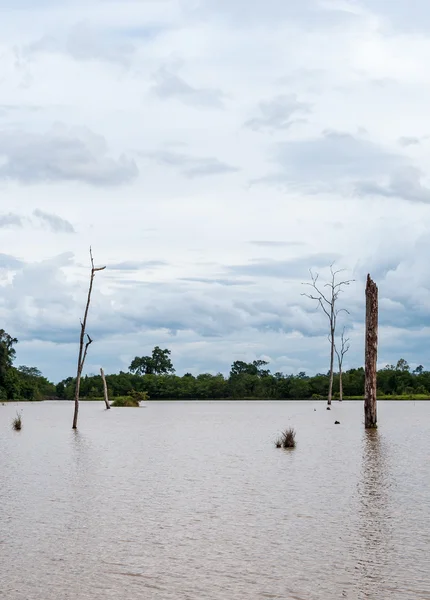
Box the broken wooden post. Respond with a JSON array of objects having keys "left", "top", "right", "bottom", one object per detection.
[
  {"left": 100, "top": 367, "right": 110, "bottom": 409},
  {"left": 364, "top": 274, "right": 378, "bottom": 428}
]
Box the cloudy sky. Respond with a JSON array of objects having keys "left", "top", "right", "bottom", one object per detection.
[{"left": 1, "top": 0, "right": 430, "bottom": 381}]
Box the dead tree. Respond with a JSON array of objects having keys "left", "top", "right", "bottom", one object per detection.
[
  {"left": 302, "top": 264, "right": 354, "bottom": 405},
  {"left": 364, "top": 274, "right": 378, "bottom": 428},
  {"left": 72, "top": 248, "right": 106, "bottom": 429},
  {"left": 100, "top": 367, "right": 110, "bottom": 409},
  {"left": 335, "top": 328, "right": 350, "bottom": 402}
]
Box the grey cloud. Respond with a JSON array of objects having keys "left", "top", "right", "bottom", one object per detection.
[
  {"left": 258, "top": 130, "right": 404, "bottom": 193},
  {"left": 108, "top": 260, "right": 168, "bottom": 271},
  {"left": 151, "top": 67, "right": 225, "bottom": 108},
  {"left": 33, "top": 209, "right": 75, "bottom": 233},
  {"left": 356, "top": 167, "right": 430, "bottom": 204},
  {"left": 398, "top": 136, "right": 421, "bottom": 147},
  {"left": 365, "top": 0, "right": 430, "bottom": 34},
  {"left": 180, "top": 277, "right": 255, "bottom": 286},
  {"left": 0, "top": 213, "right": 23, "bottom": 228},
  {"left": 249, "top": 240, "right": 305, "bottom": 248},
  {"left": 226, "top": 253, "right": 339, "bottom": 279},
  {"left": 0, "top": 124, "right": 138, "bottom": 186},
  {"left": 0, "top": 253, "right": 25, "bottom": 270},
  {"left": 245, "top": 94, "right": 310, "bottom": 132},
  {"left": 1, "top": 251, "right": 323, "bottom": 346},
  {"left": 189, "top": 0, "right": 361, "bottom": 27},
  {"left": 4, "top": 247, "right": 426, "bottom": 379},
  {"left": 0, "top": 0, "right": 59, "bottom": 5},
  {"left": 26, "top": 22, "right": 135, "bottom": 66},
  {"left": 147, "top": 149, "right": 238, "bottom": 178},
  {"left": 0, "top": 104, "right": 42, "bottom": 115}
]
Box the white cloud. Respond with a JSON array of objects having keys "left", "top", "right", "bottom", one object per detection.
[
  {"left": 26, "top": 22, "right": 135, "bottom": 67},
  {"left": 0, "top": 124, "right": 138, "bottom": 185},
  {"left": 33, "top": 208, "right": 75, "bottom": 232},
  {"left": 0, "top": 213, "right": 23, "bottom": 228},
  {"left": 150, "top": 66, "right": 226, "bottom": 108},
  {"left": 244, "top": 94, "right": 311, "bottom": 132},
  {"left": 1, "top": 0, "right": 430, "bottom": 381}
]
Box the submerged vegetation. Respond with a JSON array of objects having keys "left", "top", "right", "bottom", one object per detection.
[
  {"left": 112, "top": 390, "right": 149, "bottom": 407},
  {"left": 275, "top": 428, "right": 296, "bottom": 449},
  {"left": 12, "top": 412, "right": 22, "bottom": 431},
  {"left": 111, "top": 396, "right": 140, "bottom": 407}
]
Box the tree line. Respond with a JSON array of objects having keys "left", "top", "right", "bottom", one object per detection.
[
  {"left": 2, "top": 330, "right": 429, "bottom": 401},
  {"left": 2, "top": 329, "right": 430, "bottom": 401},
  {"left": 56, "top": 351, "right": 429, "bottom": 401}
]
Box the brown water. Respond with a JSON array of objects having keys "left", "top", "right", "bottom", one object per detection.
[{"left": 1, "top": 400, "right": 429, "bottom": 600}]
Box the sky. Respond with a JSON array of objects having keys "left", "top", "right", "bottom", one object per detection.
[{"left": 1, "top": 0, "right": 430, "bottom": 382}]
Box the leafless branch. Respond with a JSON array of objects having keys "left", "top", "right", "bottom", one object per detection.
[
  {"left": 72, "top": 248, "right": 106, "bottom": 429},
  {"left": 81, "top": 334, "right": 93, "bottom": 371},
  {"left": 335, "top": 327, "right": 350, "bottom": 366},
  {"left": 302, "top": 262, "right": 353, "bottom": 405}
]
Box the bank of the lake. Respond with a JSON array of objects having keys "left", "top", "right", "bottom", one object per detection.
[{"left": 12, "top": 393, "right": 428, "bottom": 402}]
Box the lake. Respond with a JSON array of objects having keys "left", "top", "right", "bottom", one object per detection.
[{"left": 1, "top": 400, "right": 429, "bottom": 599}]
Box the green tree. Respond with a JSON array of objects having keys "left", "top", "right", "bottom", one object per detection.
[
  {"left": 396, "top": 358, "right": 410, "bottom": 372},
  {"left": 17, "top": 365, "right": 55, "bottom": 400},
  {"left": 229, "top": 359, "right": 269, "bottom": 377},
  {"left": 3, "top": 368, "right": 22, "bottom": 399},
  {"left": 0, "top": 329, "right": 18, "bottom": 379},
  {"left": 129, "top": 346, "right": 175, "bottom": 375}
]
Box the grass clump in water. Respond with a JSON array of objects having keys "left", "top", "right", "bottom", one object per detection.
[
  {"left": 275, "top": 427, "right": 296, "bottom": 449},
  {"left": 111, "top": 396, "right": 140, "bottom": 407},
  {"left": 111, "top": 390, "right": 149, "bottom": 407},
  {"left": 12, "top": 412, "right": 22, "bottom": 431}
]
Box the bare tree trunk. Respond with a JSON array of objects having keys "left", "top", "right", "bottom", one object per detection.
[
  {"left": 328, "top": 325, "right": 334, "bottom": 405},
  {"left": 335, "top": 327, "right": 349, "bottom": 403},
  {"left": 302, "top": 265, "right": 354, "bottom": 407},
  {"left": 365, "top": 274, "right": 378, "bottom": 428},
  {"left": 72, "top": 248, "right": 105, "bottom": 429},
  {"left": 100, "top": 367, "right": 110, "bottom": 409}
]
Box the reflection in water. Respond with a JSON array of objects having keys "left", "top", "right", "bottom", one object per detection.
[{"left": 356, "top": 430, "right": 394, "bottom": 599}]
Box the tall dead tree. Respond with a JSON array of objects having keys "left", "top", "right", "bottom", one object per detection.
[
  {"left": 364, "top": 274, "right": 378, "bottom": 428},
  {"left": 335, "top": 328, "right": 350, "bottom": 402},
  {"left": 100, "top": 367, "right": 110, "bottom": 409},
  {"left": 302, "top": 264, "right": 354, "bottom": 405},
  {"left": 72, "top": 248, "right": 106, "bottom": 429}
]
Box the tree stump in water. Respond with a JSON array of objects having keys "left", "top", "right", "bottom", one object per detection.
[
  {"left": 100, "top": 367, "right": 110, "bottom": 409},
  {"left": 365, "top": 274, "right": 378, "bottom": 428}
]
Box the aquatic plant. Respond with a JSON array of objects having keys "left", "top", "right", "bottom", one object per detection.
[
  {"left": 111, "top": 396, "right": 140, "bottom": 407},
  {"left": 12, "top": 412, "right": 22, "bottom": 431},
  {"left": 275, "top": 427, "right": 296, "bottom": 449}
]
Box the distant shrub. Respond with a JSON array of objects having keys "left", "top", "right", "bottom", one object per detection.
[
  {"left": 311, "top": 394, "right": 323, "bottom": 400},
  {"left": 416, "top": 385, "right": 429, "bottom": 395},
  {"left": 275, "top": 427, "right": 296, "bottom": 449},
  {"left": 12, "top": 412, "right": 22, "bottom": 431},
  {"left": 111, "top": 390, "right": 149, "bottom": 407},
  {"left": 130, "top": 390, "right": 149, "bottom": 402},
  {"left": 111, "top": 396, "right": 140, "bottom": 407}
]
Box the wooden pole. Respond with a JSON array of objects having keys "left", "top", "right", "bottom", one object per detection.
[
  {"left": 100, "top": 367, "right": 110, "bottom": 409},
  {"left": 364, "top": 274, "right": 378, "bottom": 428}
]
